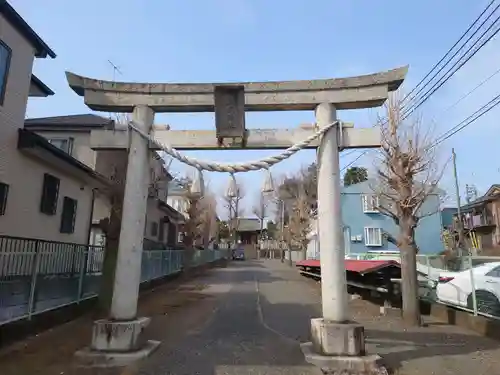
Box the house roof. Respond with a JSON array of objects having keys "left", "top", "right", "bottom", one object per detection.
[
  {"left": 158, "top": 200, "right": 185, "bottom": 224},
  {"left": 30, "top": 74, "right": 54, "bottom": 96},
  {"left": 167, "top": 180, "right": 189, "bottom": 195},
  {"left": 460, "top": 184, "right": 500, "bottom": 211},
  {"left": 342, "top": 178, "right": 444, "bottom": 195},
  {"left": 235, "top": 218, "right": 261, "bottom": 232},
  {"left": 24, "top": 114, "right": 114, "bottom": 129},
  {"left": 17, "top": 128, "right": 110, "bottom": 188},
  {"left": 0, "top": 1, "right": 56, "bottom": 58}
]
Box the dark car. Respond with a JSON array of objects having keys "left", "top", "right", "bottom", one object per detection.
[{"left": 232, "top": 248, "right": 245, "bottom": 261}]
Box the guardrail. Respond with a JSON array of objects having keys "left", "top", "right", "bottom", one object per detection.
[{"left": 0, "top": 235, "right": 228, "bottom": 325}]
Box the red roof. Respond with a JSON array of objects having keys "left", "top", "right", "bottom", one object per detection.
[{"left": 296, "top": 259, "right": 400, "bottom": 275}]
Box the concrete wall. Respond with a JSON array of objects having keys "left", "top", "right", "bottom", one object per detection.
[{"left": 0, "top": 15, "right": 93, "bottom": 244}]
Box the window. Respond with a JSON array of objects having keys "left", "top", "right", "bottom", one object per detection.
[
  {"left": 0, "top": 40, "right": 12, "bottom": 106},
  {"left": 40, "top": 173, "right": 60, "bottom": 215},
  {"left": 60, "top": 197, "right": 77, "bottom": 234},
  {"left": 486, "top": 266, "right": 500, "bottom": 278},
  {"left": 364, "top": 227, "right": 382, "bottom": 247},
  {"left": 361, "top": 194, "right": 379, "bottom": 213},
  {"left": 48, "top": 138, "right": 74, "bottom": 155},
  {"left": 151, "top": 222, "right": 158, "bottom": 237},
  {"left": 0, "top": 182, "right": 9, "bottom": 215}
]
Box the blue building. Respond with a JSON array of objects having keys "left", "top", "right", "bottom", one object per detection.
[
  {"left": 440, "top": 207, "right": 458, "bottom": 229},
  {"left": 307, "top": 180, "right": 444, "bottom": 257}
]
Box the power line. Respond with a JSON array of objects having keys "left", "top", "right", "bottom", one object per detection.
[
  {"left": 432, "top": 65, "right": 500, "bottom": 120},
  {"left": 402, "top": 13, "right": 500, "bottom": 119},
  {"left": 343, "top": 2, "right": 499, "bottom": 162},
  {"left": 340, "top": 151, "right": 370, "bottom": 173},
  {"left": 431, "top": 92, "right": 500, "bottom": 148},
  {"left": 402, "top": 0, "right": 498, "bottom": 105}
]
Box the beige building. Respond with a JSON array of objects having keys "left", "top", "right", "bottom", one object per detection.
[
  {"left": 24, "top": 114, "right": 185, "bottom": 248},
  {"left": 166, "top": 180, "right": 218, "bottom": 248},
  {"left": 0, "top": 2, "right": 108, "bottom": 244}
]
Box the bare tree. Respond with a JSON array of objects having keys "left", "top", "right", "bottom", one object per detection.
[
  {"left": 373, "top": 95, "right": 446, "bottom": 326},
  {"left": 252, "top": 191, "right": 269, "bottom": 236},
  {"left": 178, "top": 177, "right": 207, "bottom": 270},
  {"left": 221, "top": 180, "right": 245, "bottom": 244},
  {"left": 279, "top": 167, "right": 315, "bottom": 261},
  {"left": 287, "top": 177, "right": 312, "bottom": 260},
  {"left": 198, "top": 185, "right": 219, "bottom": 248}
]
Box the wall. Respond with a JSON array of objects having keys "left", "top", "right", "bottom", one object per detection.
[
  {"left": 341, "top": 181, "right": 443, "bottom": 254},
  {"left": 143, "top": 198, "right": 168, "bottom": 243},
  {"left": 0, "top": 162, "right": 94, "bottom": 244},
  {"left": 31, "top": 130, "right": 97, "bottom": 168},
  {"left": 441, "top": 207, "right": 457, "bottom": 229},
  {"left": 0, "top": 16, "right": 93, "bottom": 244},
  {"left": 306, "top": 181, "right": 444, "bottom": 257},
  {"left": 167, "top": 194, "right": 188, "bottom": 216}
]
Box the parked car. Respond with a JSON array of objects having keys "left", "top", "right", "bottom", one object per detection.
[
  {"left": 436, "top": 261, "right": 500, "bottom": 315},
  {"left": 232, "top": 248, "right": 245, "bottom": 261}
]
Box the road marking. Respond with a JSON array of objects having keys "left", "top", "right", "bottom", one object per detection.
[{"left": 254, "top": 276, "right": 301, "bottom": 345}]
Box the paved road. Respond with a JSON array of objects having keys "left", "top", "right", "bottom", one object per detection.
[{"left": 138, "top": 260, "right": 320, "bottom": 375}]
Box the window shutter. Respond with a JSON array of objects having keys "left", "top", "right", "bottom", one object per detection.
[
  {"left": 40, "top": 174, "right": 60, "bottom": 215},
  {"left": 60, "top": 197, "right": 78, "bottom": 233},
  {"left": 0, "top": 182, "right": 9, "bottom": 215}
]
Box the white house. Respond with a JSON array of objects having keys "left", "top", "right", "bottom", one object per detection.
[
  {"left": 23, "top": 114, "right": 186, "bottom": 248},
  {"left": 0, "top": 2, "right": 107, "bottom": 244}
]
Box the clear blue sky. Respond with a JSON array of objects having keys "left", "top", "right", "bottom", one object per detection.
[{"left": 14, "top": 0, "right": 500, "bottom": 215}]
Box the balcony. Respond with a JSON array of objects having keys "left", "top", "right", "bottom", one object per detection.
[{"left": 462, "top": 213, "right": 496, "bottom": 230}]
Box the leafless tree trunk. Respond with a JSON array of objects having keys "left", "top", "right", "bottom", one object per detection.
[
  {"left": 176, "top": 177, "right": 211, "bottom": 271},
  {"left": 221, "top": 180, "right": 245, "bottom": 245},
  {"left": 373, "top": 95, "right": 446, "bottom": 326},
  {"left": 279, "top": 168, "right": 314, "bottom": 262},
  {"left": 253, "top": 191, "right": 270, "bottom": 257}
]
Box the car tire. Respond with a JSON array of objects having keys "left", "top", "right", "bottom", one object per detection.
[{"left": 467, "top": 290, "right": 500, "bottom": 316}]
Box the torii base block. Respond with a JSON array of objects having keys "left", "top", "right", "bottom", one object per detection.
[
  {"left": 74, "top": 317, "right": 160, "bottom": 368},
  {"left": 301, "top": 319, "right": 388, "bottom": 375}
]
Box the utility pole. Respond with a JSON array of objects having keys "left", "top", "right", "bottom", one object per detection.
[
  {"left": 279, "top": 199, "right": 285, "bottom": 263},
  {"left": 452, "top": 148, "right": 465, "bottom": 257}
]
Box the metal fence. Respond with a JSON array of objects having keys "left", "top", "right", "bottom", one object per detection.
[
  {"left": 0, "top": 235, "right": 227, "bottom": 325},
  {"left": 310, "top": 251, "right": 500, "bottom": 321},
  {"left": 416, "top": 254, "right": 500, "bottom": 320}
]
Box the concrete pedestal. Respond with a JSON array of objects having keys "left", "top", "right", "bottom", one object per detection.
[
  {"left": 75, "top": 317, "right": 160, "bottom": 367},
  {"left": 301, "top": 318, "right": 387, "bottom": 375}
]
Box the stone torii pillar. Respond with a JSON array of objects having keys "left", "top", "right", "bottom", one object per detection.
[{"left": 65, "top": 66, "right": 407, "bottom": 371}]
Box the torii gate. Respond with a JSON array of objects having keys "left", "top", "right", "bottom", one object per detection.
[{"left": 68, "top": 67, "right": 407, "bottom": 373}]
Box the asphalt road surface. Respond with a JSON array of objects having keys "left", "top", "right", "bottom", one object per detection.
[{"left": 138, "top": 260, "right": 321, "bottom": 375}]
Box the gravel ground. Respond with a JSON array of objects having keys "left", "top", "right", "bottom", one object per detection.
[
  {"left": 258, "top": 261, "right": 500, "bottom": 375},
  {"left": 3, "top": 260, "right": 500, "bottom": 375},
  {"left": 0, "top": 276, "right": 215, "bottom": 375}
]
